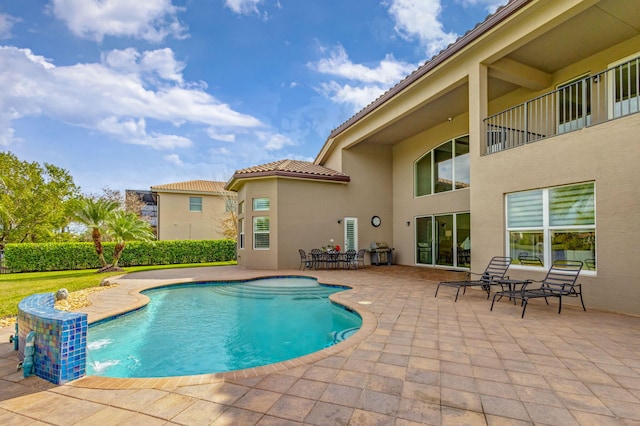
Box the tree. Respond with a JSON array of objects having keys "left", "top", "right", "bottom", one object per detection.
[
  {"left": 68, "top": 197, "right": 119, "bottom": 268},
  {"left": 218, "top": 193, "right": 238, "bottom": 240},
  {"left": 0, "top": 174, "right": 10, "bottom": 226},
  {"left": 105, "top": 210, "right": 155, "bottom": 269},
  {"left": 0, "top": 151, "right": 79, "bottom": 246}
]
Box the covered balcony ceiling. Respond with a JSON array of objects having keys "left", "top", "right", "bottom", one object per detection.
[
  {"left": 355, "top": 0, "right": 640, "bottom": 147},
  {"left": 503, "top": 0, "right": 640, "bottom": 76},
  {"left": 361, "top": 83, "right": 469, "bottom": 146},
  {"left": 488, "top": 0, "right": 640, "bottom": 98}
]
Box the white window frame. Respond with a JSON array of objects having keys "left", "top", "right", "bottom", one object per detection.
[
  {"left": 238, "top": 218, "right": 245, "bottom": 249},
  {"left": 253, "top": 216, "right": 270, "bottom": 250},
  {"left": 343, "top": 217, "right": 358, "bottom": 251},
  {"left": 414, "top": 135, "right": 470, "bottom": 197},
  {"left": 189, "top": 196, "right": 202, "bottom": 212},
  {"left": 253, "top": 198, "right": 270, "bottom": 211},
  {"left": 505, "top": 182, "right": 596, "bottom": 271}
]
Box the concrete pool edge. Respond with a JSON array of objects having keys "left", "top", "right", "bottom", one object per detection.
[{"left": 70, "top": 271, "right": 377, "bottom": 389}]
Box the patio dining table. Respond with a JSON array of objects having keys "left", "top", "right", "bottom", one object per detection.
[{"left": 311, "top": 251, "right": 356, "bottom": 270}]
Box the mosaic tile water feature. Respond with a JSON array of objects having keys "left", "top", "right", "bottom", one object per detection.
[{"left": 17, "top": 293, "right": 87, "bottom": 384}]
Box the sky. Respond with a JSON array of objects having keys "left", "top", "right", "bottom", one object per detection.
[{"left": 0, "top": 0, "right": 507, "bottom": 195}]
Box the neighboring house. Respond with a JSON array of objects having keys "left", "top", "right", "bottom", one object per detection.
[
  {"left": 125, "top": 190, "right": 158, "bottom": 231},
  {"left": 151, "top": 180, "right": 236, "bottom": 241},
  {"left": 225, "top": 0, "right": 640, "bottom": 316}
]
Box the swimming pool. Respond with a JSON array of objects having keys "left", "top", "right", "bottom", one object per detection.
[{"left": 86, "top": 276, "right": 361, "bottom": 378}]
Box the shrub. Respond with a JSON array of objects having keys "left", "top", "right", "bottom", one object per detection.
[{"left": 3, "top": 240, "right": 236, "bottom": 272}]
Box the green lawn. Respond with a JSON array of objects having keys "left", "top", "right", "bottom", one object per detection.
[{"left": 0, "top": 261, "right": 236, "bottom": 318}]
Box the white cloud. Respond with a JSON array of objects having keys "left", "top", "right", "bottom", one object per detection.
[
  {"left": 51, "top": 0, "right": 187, "bottom": 42},
  {"left": 224, "top": 0, "right": 263, "bottom": 15},
  {"left": 256, "top": 131, "right": 296, "bottom": 151},
  {"left": 385, "top": 0, "right": 458, "bottom": 57},
  {"left": 309, "top": 45, "right": 415, "bottom": 86},
  {"left": 0, "top": 45, "right": 263, "bottom": 148},
  {"left": 309, "top": 45, "right": 416, "bottom": 112},
  {"left": 94, "top": 117, "right": 193, "bottom": 149},
  {"left": 457, "top": 0, "right": 508, "bottom": 14},
  {"left": 102, "top": 48, "right": 185, "bottom": 84},
  {"left": 206, "top": 129, "right": 236, "bottom": 142},
  {"left": 317, "top": 81, "right": 388, "bottom": 111},
  {"left": 0, "top": 13, "right": 20, "bottom": 40},
  {"left": 163, "top": 153, "right": 184, "bottom": 166}
]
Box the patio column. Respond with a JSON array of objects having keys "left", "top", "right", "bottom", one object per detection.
[
  {"left": 468, "top": 63, "right": 489, "bottom": 271},
  {"left": 468, "top": 63, "right": 488, "bottom": 158}
]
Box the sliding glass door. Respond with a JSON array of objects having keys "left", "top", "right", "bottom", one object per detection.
[{"left": 415, "top": 212, "right": 470, "bottom": 268}]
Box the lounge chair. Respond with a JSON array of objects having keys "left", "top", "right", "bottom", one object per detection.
[
  {"left": 490, "top": 259, "right": 584, "bottom": 318},
  {"left": 518, "top": 253, "right": 543, "bottom": 266},
  {"left": 434, "top": 256, "right": 512, "bottom": 302}
]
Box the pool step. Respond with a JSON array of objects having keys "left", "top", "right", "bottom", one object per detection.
[{"left": 209, "top": 283, "right": 335, "bottom": 299}]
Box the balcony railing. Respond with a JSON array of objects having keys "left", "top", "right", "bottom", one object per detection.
[{"left": 484, "top": 56, "right": 639, "bottom": 155}]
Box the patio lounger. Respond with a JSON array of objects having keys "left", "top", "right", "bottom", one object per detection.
[
  {"left": 491, "top": 259, "right": 584, "bottom": 318},
  {"left": 518, "top": 253, "right": 543, "bottom": 266},
  {"left": 434, "top": 256, "right": 512, "bottom": 302}
]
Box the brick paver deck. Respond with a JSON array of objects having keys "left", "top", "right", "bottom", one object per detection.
[{"left": 1, "top": 265, "right": 639, "bottom": 425}]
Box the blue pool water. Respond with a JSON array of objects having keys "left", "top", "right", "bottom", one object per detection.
[{"left": 86, "top": 276, "right": 361, "bottom": 378}]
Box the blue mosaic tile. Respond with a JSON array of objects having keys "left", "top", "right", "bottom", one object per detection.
[{"left": 18, "top": 293, "right": 88, "bottom": 385}]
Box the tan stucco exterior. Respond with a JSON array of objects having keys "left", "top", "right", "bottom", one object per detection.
[
  {"left": 152, "top": 182, "right": 235, "bottom": 241},
  {"left": 227, "top": 0, "right": 640, "bottom": 315}
]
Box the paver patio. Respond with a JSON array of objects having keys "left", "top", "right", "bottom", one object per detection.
[{"left": 1, "top": 265, "right": 639, "bottom": 425}]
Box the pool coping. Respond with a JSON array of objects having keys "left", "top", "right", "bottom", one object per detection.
[{"left": 71, "top": 272, "right": 377, "bottom": 389}]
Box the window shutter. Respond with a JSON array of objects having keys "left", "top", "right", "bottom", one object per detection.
[
  {"left": 549, "top": 183, "right": 595, "bottom": 226},
  {"left": 507, "top": 190, "right": 543, "bottom": 227},
  {"left": 345, "top": 218, "right": 357, "bottom": 251}
]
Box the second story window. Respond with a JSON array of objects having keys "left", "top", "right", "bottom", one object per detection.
[
  {"left": 253, "top": 197, "right": 270, "bottom": 211},
  {"left": 415, "top": 135, "right": 469, "bottom": 197},
  {"left": 189, "top": 196, "right": 202, "bottom": 212}
]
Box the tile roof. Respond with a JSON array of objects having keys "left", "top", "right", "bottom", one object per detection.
[
  {"left": 150, "top": 180, "right": 233, "bottom": 194},
  {"left": 226, "top": 159, "right": 350, "bottom": 189}
]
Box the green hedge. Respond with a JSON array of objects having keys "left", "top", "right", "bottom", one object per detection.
[{"left": 3, "top": 240, "right": 237, "bottom": 272}]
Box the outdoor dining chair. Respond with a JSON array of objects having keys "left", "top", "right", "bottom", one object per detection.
[
  {"left": 434, "top": 256, "right": 512, "bottom": 302},
  {"left": 310, "top": 249, "right": 324, "bottom": 270},
  {"left": 356, "top": 249, "right": 366, "bottom": 269},
  {"left": 341, "top": 249, "right": 357, "bottom": 269},
  {"left": 298, "top": 249, "right": 311, "bottom": 270}
]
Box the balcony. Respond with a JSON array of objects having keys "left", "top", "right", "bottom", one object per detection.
[{"left": 484, "top": 56, "right": 639, "bottom": 155}]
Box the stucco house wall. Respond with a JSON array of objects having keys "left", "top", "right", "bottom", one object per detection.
[
  {"left": 227, "top": 0, "right": 640, "bottom": 315},
  {"left": 152, "top": 180, "right": 234, "bottom": 241}
]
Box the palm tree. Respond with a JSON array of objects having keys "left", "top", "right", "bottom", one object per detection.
[
  {"left": 105, "top": 210, "right": 155, "bottom": 269},
  {"left": 69, "top": 197, "right": 118, "bottom": 268}
]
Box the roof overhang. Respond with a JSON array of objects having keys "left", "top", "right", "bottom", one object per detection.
[{"left": 225, "top": 170, "right": 350, "bottom": 192}]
